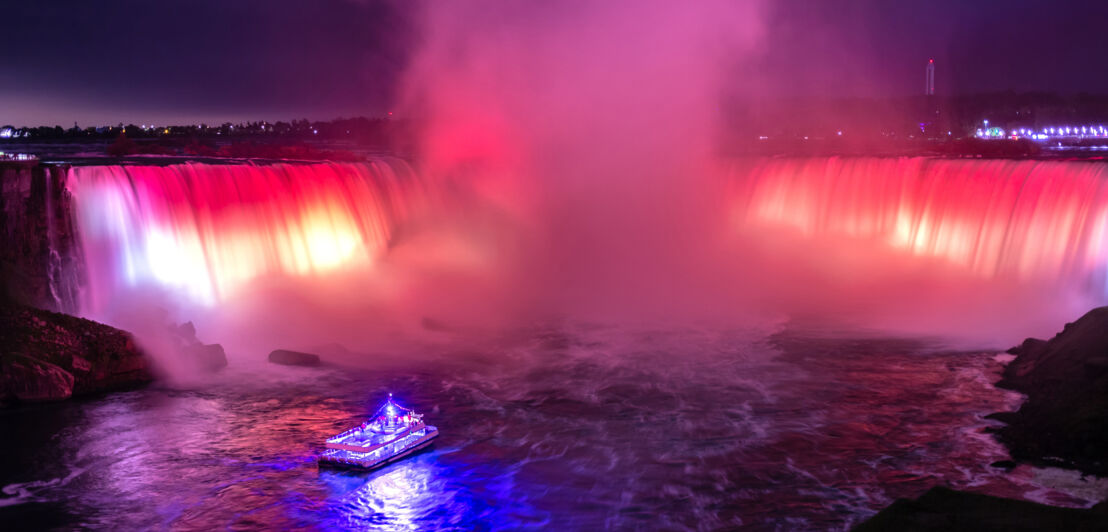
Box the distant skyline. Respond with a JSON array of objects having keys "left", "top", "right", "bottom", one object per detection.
[
  {"left": 0, "top": 0, "right": 412, "bottom": 127},
  {"left": 2, "top": 0, "right": 1107, "bottom": 127}
]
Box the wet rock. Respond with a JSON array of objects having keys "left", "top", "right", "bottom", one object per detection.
[
  {"left": 267, "top": 349, "right": 321, "bottom": 367},
  {"left": 0, "top": 302, "right": 153, "bottom": 405},
  {"left": 853, "top": 486, "right": 1108, "bottom": 531},
  {"left": 185, "top": 343, "right": 228, "bottom": 372},
  {"left": 1004, "top": 337, "right": 1045, "bottom": 356},
  {"left": 176, "top": 321, "right": 197, "bottom": 343},
  {"left": 167, "top": 320, "right": 226, "bottom": 372},
  {"left": 1, "top": 354, "right": 74, "bottom": 401},
  {"left": 993, "top": 306, "right": 1108, "bottom": 475},
  {"left": 70, "top": 354, "right": 91, "bottom": 372}
]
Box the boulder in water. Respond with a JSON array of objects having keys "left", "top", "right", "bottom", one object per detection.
[
  {"left": 185, "top": 343, "right": 228, "bottom": 372},
  {"left": 268, "top": 349, "right": 321, "bottom": 367},
  {"left": 166, "top": 320, "right": 227, "bottom": 372}
]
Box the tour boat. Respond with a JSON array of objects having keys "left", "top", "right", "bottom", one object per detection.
[{"left": 318, "top": 393, "right": 438, "bottom": 470}]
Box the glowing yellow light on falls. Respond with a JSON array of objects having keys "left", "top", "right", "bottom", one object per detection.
[
  {"left": 70, "top": 161, "right": 420, "bottom": 307},
  {"left": 735, "top": 157, "right": 1108, "bottom": 284},
  {"left": 139, "top": 196, "right": 373, "bottom": 304}
]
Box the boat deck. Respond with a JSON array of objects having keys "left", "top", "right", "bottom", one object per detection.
[{"left": 319, "top": 425, "right": 438, "bottom": 470}]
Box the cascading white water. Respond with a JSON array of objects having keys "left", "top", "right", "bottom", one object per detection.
[
  {"left": 53, "top": 155, "right": 1108, "bottom": 345},
  {"left": 731, "top": 157, "right": 1108, "bottom": 294},
  {"left": 66, "top": 159, "right": 428, "bottom": 312}
]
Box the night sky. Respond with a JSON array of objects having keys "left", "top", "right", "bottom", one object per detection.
[{"left": 1, "top": 0, "right": 1106, "bottom": 127}]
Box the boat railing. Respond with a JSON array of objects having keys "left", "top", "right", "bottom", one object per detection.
[
  {"left": 325, "top": 425, "right": 364, "bottom": 443},
  {"left": 320, "top": 425, "right": 438, "bottom": 468},
  {"left": 325, "top": 422, "right": 426, "bottom": 452}
]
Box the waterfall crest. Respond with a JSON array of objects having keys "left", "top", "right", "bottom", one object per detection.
[
  {"left": 734, "top": 157, "right": 1108, "bottom": 291},
  {"left": 68, "top": 159, "right": 426, "bottom": 310}
]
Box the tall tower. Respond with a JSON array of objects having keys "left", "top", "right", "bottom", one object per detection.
[{"left": 925, "top": 59, "right": 935, "bottom": 96}]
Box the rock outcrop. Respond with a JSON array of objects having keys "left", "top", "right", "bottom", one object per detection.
[
  {"left": 171, "top": 321, "right": 228, "bottom": 372},
  {"left": 267, "top": 349, "right": 321, "bottom": 367},
  {"left": 0, "top": 302, "right": 153, "bottom": 404},
  {"left": 185, "top": 343, "right": 229, "bottom": 372},
  {"left": 990, "top": 306, "right": 1108, "bottom": 475},
  {"left": 859, "top": 308, "right": 1108, "bottom": 529},
  {"left": 853, "top": 486, "right": 1108, "bottom": 531},
  {"left": 0, "top": 160, "right": 83, "bottom": 313}
]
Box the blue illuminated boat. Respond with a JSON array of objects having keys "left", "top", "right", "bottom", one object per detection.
[{"left": 318, "top": 393, "right": 439, "bottom": 470}]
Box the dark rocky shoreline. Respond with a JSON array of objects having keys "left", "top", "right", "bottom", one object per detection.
[
  {"left": 856, "top": 307, "right": 1108, "bottom": 530},
  {"left": 991, "top": 307, "right": 1108, "bottom": 476},
  {"left": 5, "top": 272, "right": 1108, "bottom": 527},
  {"left": 0, "top": 302, "right": 153, "bottom": 404},
  {"left": 854, "top": 486, "right": 1108, "bottom": 531}
]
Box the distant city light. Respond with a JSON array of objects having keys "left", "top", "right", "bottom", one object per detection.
[{"left": 978, "top": 123, "right": 1108, "bottom": 141}]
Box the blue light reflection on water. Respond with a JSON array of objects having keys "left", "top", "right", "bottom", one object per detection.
[
  {"left": 313, "top": 454, "right": 546, "bottom": 530},
  {"left": 2, "top": 325, "right": 1104, "bottom": 530},
  {"left": 0, "top": 359, "right": 553, "bottom": 531}
]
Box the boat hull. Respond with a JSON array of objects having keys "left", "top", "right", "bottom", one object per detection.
[{"left": 318, "top": 426, "right": 438, "bottom": 471}]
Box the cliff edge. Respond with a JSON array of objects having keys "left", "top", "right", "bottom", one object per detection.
[
  {"left": 0, "top": 302, "right": 153, "bottom": 404},
  {"left": 990, "top": 306, "right": 1108, "bottom": 475}
]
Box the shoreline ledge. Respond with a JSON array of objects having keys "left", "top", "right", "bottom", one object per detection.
[
  {"left": 0, "top": 302, "right": 153, "bottom": 405},
  {"left": 992, "top": 306, "right": 1108, "bottom": 476},
  {"left": 856, "top": 307, "right": 1108, "bottom": 530}
]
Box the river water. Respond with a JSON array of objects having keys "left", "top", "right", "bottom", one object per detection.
[{"left": 2, "top": 322, "right": 1104, "bottom": 531}]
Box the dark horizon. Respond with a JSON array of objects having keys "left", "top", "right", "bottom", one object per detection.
[
  {"left": 7, "top": 91, "right": 1108, "bottom": 145},
  {"left": 3, "top": 0, "right": 1108, "bottom": 127}
]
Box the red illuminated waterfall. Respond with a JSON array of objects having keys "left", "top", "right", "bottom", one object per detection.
[
  {"left": 61, "top": 155, "right": 1108, "bottom": 335},
  {"left": 68, "top": 159, "right": 428, "bottom": 310},
  {"left": 732, "top": 157, "right": 1108, "bottom": 292}
]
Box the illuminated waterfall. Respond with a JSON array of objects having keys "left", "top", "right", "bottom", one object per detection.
[
  {"left": 733, "top": 157, "right": 1108, "bottom": 291},
  {"left": 68, "top": 159, "right": 427, "bottom": 309},
  {"left": 62, "top": 155, "right": 1108, "bottom": 326}
]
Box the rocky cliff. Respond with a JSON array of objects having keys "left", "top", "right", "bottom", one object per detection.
[
  {"left": 0, "top": 160, "right": 83, "bottom": 313},
  {"left": 990, "top": 306, "right": 1108, "bottom": 475},
  {"left": 855, "top": 308, "right": 1108, "bottom": 529},
  {"left": 0, "top": 302, "right": 153, "bottom": 404}
]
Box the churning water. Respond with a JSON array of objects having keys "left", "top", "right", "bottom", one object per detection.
[{"left": 2, "top": 322, "right": 1105, "bottom": 530}]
